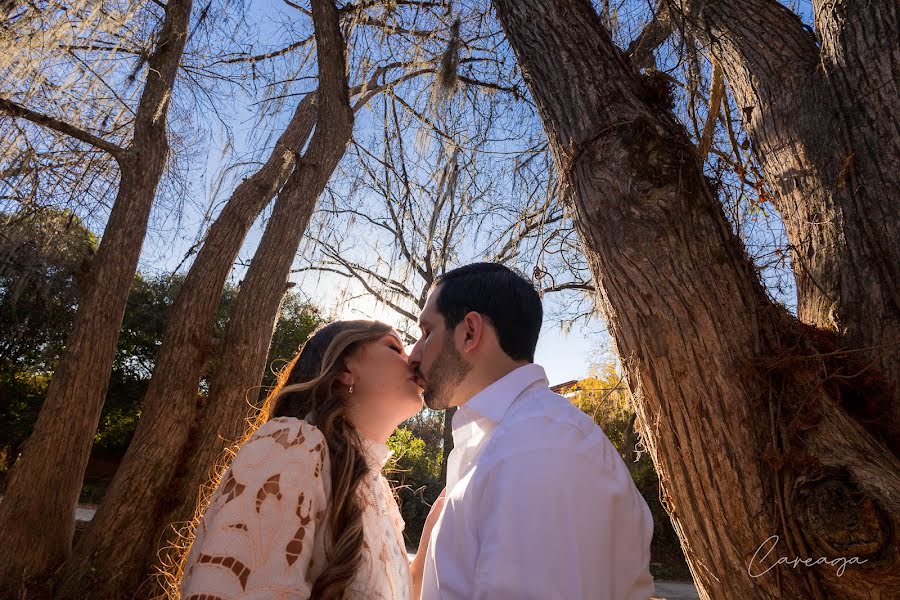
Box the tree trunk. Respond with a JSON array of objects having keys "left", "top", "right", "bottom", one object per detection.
[
  {"left": 52, "top": 2, "right": 351, "bottom": 597},
  {"left": 621, "top": 412, "right": 638, "bottom": 472},
  {"left": 665, "top": 0, "right": 900, "bottom": 416},
  {"left": 53, "top": 92, "right": 316, "bottom": 598},
  {"left": 168, "top": 110, "right": 354, "bottom": 536},
  {"left": 0, "top": 0, "right": 191, "bottom": 593},
  {"left": 491, "top": 1, "right": 899, "bottom": 598},
  {"left": 158, "top": 7, "right": 355, "bottom": 588}
]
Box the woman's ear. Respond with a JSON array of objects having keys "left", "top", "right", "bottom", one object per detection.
[{"left": 335, "top": 368, "right": 353, "bottom": 387}]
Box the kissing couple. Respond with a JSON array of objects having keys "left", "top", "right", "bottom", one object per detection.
[{"left": 180, "top": 262, "right": 656, "bottom": 599}]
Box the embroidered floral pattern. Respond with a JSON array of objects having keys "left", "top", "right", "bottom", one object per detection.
[{"left": 181, "top": 417, "right": 411, "bottom": 599}]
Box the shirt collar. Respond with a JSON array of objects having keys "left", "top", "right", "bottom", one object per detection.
[{"left": 453, "top": 363, "right": 549, "bottom": 433}]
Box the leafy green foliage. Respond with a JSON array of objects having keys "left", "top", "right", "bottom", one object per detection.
[
  {"left": 386, "top": 411, "right": 446, "bottom": 549},
  {"left": 260, "top": 293, "right": 324, "bottom": 393},
  {"left": 0, "top": 213, "right": 323, "bottom": 472},
  {"left": 0, "top": 209, "right": 96, "bottom": 370},
  {"left": 1, "top": 210, "right": 96, "bottom": 469},
  {"left": 0, "top": 370, "right": 51, "bottom": 476}
]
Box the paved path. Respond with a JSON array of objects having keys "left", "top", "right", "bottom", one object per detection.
[
  {"left": 651, "top": 580, "right": 700, "bottom": 600},
  {"left": 75, "top": 504, "right": 98, "bottom": 522}
]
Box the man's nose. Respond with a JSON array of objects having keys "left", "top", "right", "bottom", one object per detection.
[{"left": 408, "top": 339, "right": 422, "bottom": 368}]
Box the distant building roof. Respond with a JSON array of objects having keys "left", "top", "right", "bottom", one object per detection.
[{"left": 550, "top": 379, "right": 580, "bottom": 394}]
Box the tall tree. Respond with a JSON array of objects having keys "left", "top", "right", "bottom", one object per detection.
[
  {"left": 52, "top": 0, "right": 352, "bottom": 597},
  {"left": 491, "top": 0, "right": 898, "bottom": 598},
  {"left": 160, "top": 8, "right": 475, "bottom": 583},
  {"left": 663, "top": 0, "right": 900, "bottom": 419},
  {"left": 56, "top": 4, "right": 472, "bottom": 596},
  {"left": 0, "top": 0, "right": 193, "bottom": 592}
]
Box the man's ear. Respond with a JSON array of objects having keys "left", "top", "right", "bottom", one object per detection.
[{"left": 460, "top": 311, "right": 484, "bottom": 353}]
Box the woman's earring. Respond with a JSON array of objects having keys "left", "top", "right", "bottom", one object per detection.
[{"left": 349, "top": 383, "right": 354, "bottom": 395}]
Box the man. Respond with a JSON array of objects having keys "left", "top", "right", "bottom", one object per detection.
[{"left": 408, "top": 262, "right": 655, "bottom": 600}]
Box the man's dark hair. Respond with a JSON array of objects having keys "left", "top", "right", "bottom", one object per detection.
[{"left": 433, "top": 262, "right": 543, "bottom": 362}]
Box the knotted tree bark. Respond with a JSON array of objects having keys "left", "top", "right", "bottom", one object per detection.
[
  {"left": 665, "top": 0, "right": 900, "bottom": 425},
  {"left": 492, "top": 0, "right": 898, "bottom": 597}
]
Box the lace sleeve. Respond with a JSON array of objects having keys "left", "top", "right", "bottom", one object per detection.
[{"left": 181, "top": 417, "right": 329, "bottom": 600}]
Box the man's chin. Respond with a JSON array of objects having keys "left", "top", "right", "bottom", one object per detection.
[{"left": 422, "top": 391, "right": 449, "bottom": 411}]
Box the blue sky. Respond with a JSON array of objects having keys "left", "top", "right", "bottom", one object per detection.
[
  {"left": 134, "top": 0, "right": 804, "bottom": 387},
  {"left": 139, "top": 111, "right": 606, "bottom": 387},
  {"left": 133, "top": 0, "right": 616, "bottom": 387}
]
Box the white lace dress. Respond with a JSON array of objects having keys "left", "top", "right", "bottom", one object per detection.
[{"left": 181, "top": 417, "right": 411, "bottom": 600}]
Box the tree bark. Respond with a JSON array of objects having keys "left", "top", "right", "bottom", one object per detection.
[
  {"left": 157, "top": 0, "right": 356, "bottom": 584},
  {"left": 626, "top": 2, "right": 673, "bottom": 69},
  {"left": 168, "top": 105, "right": 354, "bottom": 536},
  {"left": 53, "top": 92, "right": 315, "bottom": 597},
  {"left": 492, "top": 0, "right": 899, "bottom": 598},
  {"left": 53, "top": 96, "right": 316, "bottom": 600},
  {"left": 665, "top": 0, "right": 900, "bottom": 418},
  {"left": 52, "top": 1, "right": 351, "bottom": 597},
  {"left": 162, "top": 55, "right": 435, "bottom": 575},
  {"left": 0, "top": 0, "right": 191, "bottom": 593}
]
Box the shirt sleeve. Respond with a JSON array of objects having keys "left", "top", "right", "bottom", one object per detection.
[
  {"left": 472, "top": 443, "right": 654, "bottom": 600},
  {"left": 181, "top": 418, "right": 329, "bottom": 600}
]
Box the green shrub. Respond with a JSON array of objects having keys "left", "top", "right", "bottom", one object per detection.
[{"left": 386, "top": 424, "right": 444, "bottom": 549}]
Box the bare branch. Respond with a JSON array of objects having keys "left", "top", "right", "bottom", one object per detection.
[
  {"left": 353, "top": 67, "right": 434, "bottom": 110},
  {"left": 281, "top": 0, "right": 310, "bottom": 15},
  {"left": 319, "top": 246, "right": 421, "bottom": 322},
  {"left": 626, "top": 3, "right": 673, "bottom": 69},
  {"left": 0, "top": 97, "right": 125, "bottom": 159},
  {"left": 340, "top": 0, "right": 446, "bottom": 14},
  {"left": 210, "top": 35, "right": 315, "bottom": 65},
  {"left": 352, "top": 14, "right": 437, "bottom": 38},
  {"left": 457, "top": 74, "right": 521, "bottom": 98},
  {"left": 697, "top": 61, "right": 724, "bottom": 161},
  {"left": 541, "top": 281, "right": 596, "bottom": 294}
]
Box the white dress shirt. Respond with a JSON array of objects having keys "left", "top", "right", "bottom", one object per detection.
[{"left": 421, "top": 364, "right": 655, "bottom": 600}]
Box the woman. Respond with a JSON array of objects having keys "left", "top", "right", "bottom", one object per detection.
[{"left": 180, "top": 320, "right": 429, "bottom": 599}]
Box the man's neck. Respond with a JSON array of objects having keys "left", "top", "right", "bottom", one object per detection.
[{"left": 453, "top": 359, "right": 530, "bottom": 408}]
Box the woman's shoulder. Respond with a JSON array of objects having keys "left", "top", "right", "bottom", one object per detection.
[
  {"left": 238, "top": 417, "right": 327, "bottom": 463},
  {"left": 255, "top": 416, "right": 325, "bottom": 444},
  {"left": 220, "top": 417, "right": 330, "bottom": 498}
]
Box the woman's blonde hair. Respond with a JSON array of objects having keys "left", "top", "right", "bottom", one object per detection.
[
  {"left": 263, "top": 319, "right": 393, "bottom": 599},
  {"left": 170, "top": 319, "right": 394, "bottom": 600}
]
